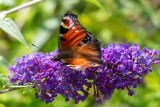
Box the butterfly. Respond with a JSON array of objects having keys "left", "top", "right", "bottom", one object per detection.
[{"left": 53, "top": 11, "right": 103, "bottom": 70}]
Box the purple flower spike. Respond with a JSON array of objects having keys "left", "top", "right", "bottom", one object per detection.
[
  {"left": 96, "top": 98, "right": 102, "bottom": 104},
  {"left": 128, "top": 89, "right": 135, "bottom": 96},
  {"left": 8, "top": 44, "right": 160, "bottom": 104}
]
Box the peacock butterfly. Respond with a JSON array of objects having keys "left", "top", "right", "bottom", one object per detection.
[{"left": 53, "top": 11, "right": 103, "bottom": 70}]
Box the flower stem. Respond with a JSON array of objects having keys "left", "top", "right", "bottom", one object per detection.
[
  {"left": 5, "top": 0, "right": 42, "bottom": 15},
  {"left": 0, "top": 87, "right": 24, "bottom": 94}
]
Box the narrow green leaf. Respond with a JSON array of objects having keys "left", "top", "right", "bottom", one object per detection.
[
  {"left": 0, "top": 56, "right": 9, "bottom": 69},
  {"left": 84, "top": 0, "right": 104, "bottom": 9},
  {"left": 23, "top": 86, "right": 32, "bottom": 94},
  {"left": 8, "top": 83, "right": 32, "bottom": 88},
  {"left": 0, "top": 18, "right": 28, "bottom": 46}
]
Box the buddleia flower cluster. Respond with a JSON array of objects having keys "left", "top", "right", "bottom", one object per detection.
[{"left": 8, "top": 43, "right": 160, "bottom": 104}]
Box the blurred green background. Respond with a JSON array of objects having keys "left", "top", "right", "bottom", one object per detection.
[{"left": 0, "top": 0, "right": 160, "bottom": 107}]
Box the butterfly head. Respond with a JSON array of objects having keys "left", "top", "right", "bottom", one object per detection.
[
  {"left": 60, "top": 11, "right": 77, "bottom": 29},
  {"left": 64, "top": 11, "right": 76, "bottom": 18}
]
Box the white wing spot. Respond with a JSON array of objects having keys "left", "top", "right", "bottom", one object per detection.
[
  {"left": 59, "top": 34, "right": 62, "bottom": 37},
  {"left": 72, "top": 26, "right": 75, "bottom": 29}
]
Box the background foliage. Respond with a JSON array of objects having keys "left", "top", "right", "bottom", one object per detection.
[{"left": 0, "top": 0, "right": 160, "bottom": 107}]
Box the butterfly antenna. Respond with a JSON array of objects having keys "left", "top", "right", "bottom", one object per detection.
[{"left": 32, "top": 44, "right": 47, "bottom": 52}]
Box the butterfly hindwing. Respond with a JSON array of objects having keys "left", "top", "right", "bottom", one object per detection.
[{"left": 54, "top": 11, "right": 103, "bottom": 70}]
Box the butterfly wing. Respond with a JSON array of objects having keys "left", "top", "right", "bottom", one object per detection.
[{"left": 54, "top": 11, "right": 103, "bottom": 70}]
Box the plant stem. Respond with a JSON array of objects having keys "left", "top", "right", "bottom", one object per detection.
[
  {"left": 0, "top": 87, "right": 24, "bottom": 94},
  {"left": 5, "top": 0, "right": 42, "bottom": 15}
]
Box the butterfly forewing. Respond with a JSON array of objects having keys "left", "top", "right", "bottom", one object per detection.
[{"left": 54, "top": 11, "right": 103, "bottom": 70}]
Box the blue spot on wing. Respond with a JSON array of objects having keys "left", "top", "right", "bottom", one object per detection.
[{"left": 82, "top": 34, "right": 91, "bottom": 44}]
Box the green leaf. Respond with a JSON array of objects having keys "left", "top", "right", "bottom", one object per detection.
[
  {"left": 0, "top": 18, "right": 28, "bottom": 46},
  {"left": 84, "top": 0, "right": 104, "bottom": 9},
  {"left": 0, "top": 56, "right": 9, "bottom": 69},
  {"left": 0, "top": 73, "right": 9, "bottom": 84},
  {"left": 22, "top": 86, "right": 32, "bottom": 94},
  {"left": 0, "top": 11, "right": 7, "bottom": 19},
  {"left": 0, "top": 76, "right": 9, "bottom": 82},
  {"left": 7, "top": 83, "right": 32, "bottom": 88},
  {"left": 0, "top": 103, "right": 5, "bottom": 107}
]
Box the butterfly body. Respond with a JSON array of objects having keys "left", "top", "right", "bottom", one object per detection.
[{"left": 53, "top": 11, "right": 103, "bottom": 70}]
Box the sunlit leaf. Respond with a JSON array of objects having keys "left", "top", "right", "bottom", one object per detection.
[
  {"left": 0, "top": 103, "right": 5, "bottom": 107},
  {"left": 84, "top": 0, "right": 104, "bottom": 9},
  {"left": 0, "top": 11, "right": 6, "bottom": 19},
  {"left": 0, "top": 0, "right": 3, "bottom": 4},
  {"left": 0, "top": 56, "right": 9, "bottom": 69},
  {"left": 0, "top": 18, "right": 28, "bottom": 46}
]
